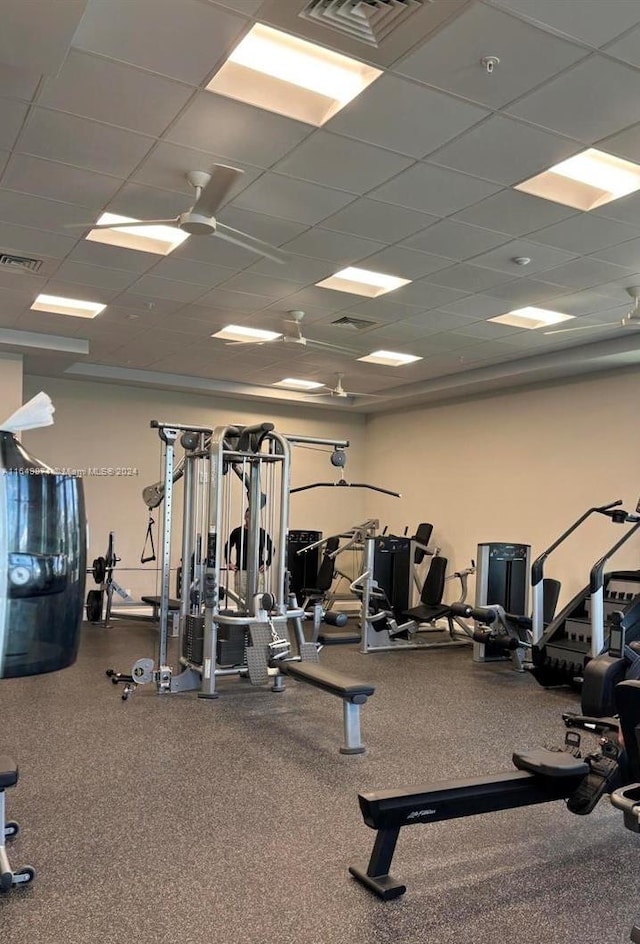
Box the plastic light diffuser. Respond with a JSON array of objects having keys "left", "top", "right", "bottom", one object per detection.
[
  {"left": 358, "top": 350, "right": 421, "bottom": 366},
  {"left": 211, "top": 325, "right": 282, "bottom": 342},
  {"left": 31, "top": 293, "right": 106, "bottom": 319},
  {"left": 86, "top": 213, "right": 189, "bottom": 255},
  {"left": 489, "top": 307, "right": 574, "bottom": 330},
  {"left": 274, "top": 378, "right": 324, "bottom": 389},
  {"left": 207, "top": 23, "right": 381, "bottom": 126},
  {"left": 515, "top": 148, "right": 640, "bottom": 211},
  {"left": 316, "top": 266, "right": 410, "bottom": 298}
]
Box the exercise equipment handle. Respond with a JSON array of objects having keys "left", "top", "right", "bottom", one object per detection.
[{"left": 531, "top": 499, "right": 623, "bottom": 586}]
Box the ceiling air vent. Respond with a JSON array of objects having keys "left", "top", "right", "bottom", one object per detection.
[
  {"left": 0, "top": 253, "right": 43, "bottom": 273},
  {"left": 332, "top": 315, "right": 378, "bottom": 330},
  {"left": 300, "top": 0, "right": 428, "bottom": 46}
]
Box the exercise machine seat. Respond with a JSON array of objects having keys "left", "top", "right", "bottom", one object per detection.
[
  {"left": 302, "top": 536, "right": 340, "bottom": 599},
  {"left": 413, "top": 522, "right": 434, "bottom": 564},
  {"left": 403, "top": 555, "right": 450, "bottom": 623},
  {"left": 318, "top": 629, "right": 361, "bottom": 646},
  {"left": 512, "top": 748, "right": 588, "bottom": 778}
]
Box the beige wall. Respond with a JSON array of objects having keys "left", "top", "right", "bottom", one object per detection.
[
  {"left": 364, "top": 370, "right": 640, "bottom": 609},
  {"left": 0, "top": 353, "right": 23, "bottom": 423},
  {"left": 21, "top": 375, "right": 368, "bottom": 599}
]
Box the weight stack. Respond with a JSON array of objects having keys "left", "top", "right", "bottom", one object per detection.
[
  {"left": 182, "top": 615, "right": 204, "bottom": 665},
  {"left": 287, "top": 530, "right": 322, "bottom": 604},
  {"left": 217, "top": 625, "right": 247, "bottom": 667}
]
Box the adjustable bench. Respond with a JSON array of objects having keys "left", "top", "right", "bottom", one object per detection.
[
  {"left": 279, "top": 662, "right": 374, "bottom": 755},
  {"left": 0, "top": 756, "right": 34, "bottom": 890}
]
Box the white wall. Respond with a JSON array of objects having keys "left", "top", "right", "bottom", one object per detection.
[
  {"left": 364, "top": 369, "right": 640, "bottom": 609},
  {"left": 21, "top": 375, "right": 368, "bottom": 599}
]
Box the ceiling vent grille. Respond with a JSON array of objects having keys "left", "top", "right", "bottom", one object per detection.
[
  {"left": 0, "top": 253, "right": 43, "bottom": 273},
  {"left": 300, "top": 0, "right": 427, "bottom": 47},
  {"left": 332, "top": 315, "right": 378, "bottom": 330}
]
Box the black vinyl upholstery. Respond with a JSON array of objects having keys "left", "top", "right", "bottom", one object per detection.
[
  {"left": 302, "top": 535, "right": 340, "bottom": 598},
  {"left": 402, "top": 556, "right": 450, "bottom": 623}
]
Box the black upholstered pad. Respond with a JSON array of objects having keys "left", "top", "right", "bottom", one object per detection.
[
  {"left": 280, "top": 662, "right": 374, "bottom": 698},
  {"left": 403, "top": 603, "right": 451, "bottom": 623},
  {"left": 318, "top": 630, "right": 361, "bottom": 646},
  {"left": 141, "top": 595, "right": 181, "bottom": 611},
  {"left": 0, "top": 756, "right": 18, "bottom": 789},
  {"left": 512, "top": 749, "right": 588, "bottom": 778}
]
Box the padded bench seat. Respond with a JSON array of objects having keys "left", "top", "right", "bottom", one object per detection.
[
  {"left": 279, "top": 661, "right": 375, "bottom": 754},
  {"left": 140, "top": 595, "right": 180, "bottom": 611},
  {"left": 512, "top": 748, "right": 589, "bottom": 777},
  {"left": 318, "top": 629, "right": 361, "bottom": 646}
]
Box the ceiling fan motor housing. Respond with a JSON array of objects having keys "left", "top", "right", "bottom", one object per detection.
[{"left": 178, "top": 211, "right": 216, "bottom": 235}]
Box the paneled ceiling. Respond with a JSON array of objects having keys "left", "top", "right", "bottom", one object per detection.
[{"left": 3, "top": 0, "right": 640, "bottom": 411}]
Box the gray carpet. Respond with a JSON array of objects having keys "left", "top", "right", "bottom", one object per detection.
[{"left": 0, "top": 623, "right": 638, "bottom": 944}]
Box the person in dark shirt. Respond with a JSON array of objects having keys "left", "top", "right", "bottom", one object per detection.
[{"left": 225, "top": 508, "right": 273, "bottom": 601}]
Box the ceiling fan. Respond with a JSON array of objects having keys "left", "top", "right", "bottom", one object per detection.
[
  {"left": 228, "top": 311, "right": 360, "bottom": 356},
  {"left": 67, "top": 164, "right": 288, "bottom": 264},
  {"left": 306, "top": 372, "right": 386, "bottom": 400},
  {"left": 544, "top": 286, "right": 640, "bottom": 336}
]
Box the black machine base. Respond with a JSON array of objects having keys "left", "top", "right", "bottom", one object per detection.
[{"left": 348, "top": 864, "right": 406, "bottom": 901}]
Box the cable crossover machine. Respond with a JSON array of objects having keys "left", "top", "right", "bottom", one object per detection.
[{"left": 106, "top": 420, "right": 379, "bottom": 754}]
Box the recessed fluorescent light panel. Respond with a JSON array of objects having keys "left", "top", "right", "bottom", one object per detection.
[
  {"left": 515, "top": 148, "right": 640, "bottom": 211},
  {"left": 316, "top": 267, "right": 411, "bottom": 298},
  {"left": 358, "top": 350, "right": 422, "bottom": 367},
  {"left": 206, "top": 23, "right": 381, "bottom": 126},
  {"left": 211, "top": 325, "right": 282, "bottom": 343},
  {"left": 489, "top": 307, "right": 574, "bottom": 330},
  {"left": 31, "top": 294, "right": 106, "bottom": 319},
  {"left": 86, "top": 213, "right": 189, "bottom": 255},
  {"left": 273, "top": 378, "right": 324, "bottom": 390}
]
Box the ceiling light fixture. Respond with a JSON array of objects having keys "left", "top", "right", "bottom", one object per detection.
[
  {"left": 515, "top": 148, "right": 640, "bottom": 211},
  {"left": 211, "top": 325, "right": 282, "bottom": 343},
  {"left": 273, "top": 378, "right": 325, "bottom": 390},
  {"left": 488, "top": 306, "right": 574, "bottom": 330},
  {"left": 316, "top": 266, "right": 411, "bottom": 298},
  {"left": 31, "top": 293, "right": 106, "bottom": 319},
  {"left": 358, "top": 350, "right": 422, "bottom": 366},
  {"left": 86, "top": 212, "right": 189, "bottom": 255},
  {"left": 206, "top": 23, "right": 381, "bottom": 126}
]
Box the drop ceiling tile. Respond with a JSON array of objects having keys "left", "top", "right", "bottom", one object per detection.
[
  {"left": 589, "top": 237, "right": 640, "bottom": 269},
  {"left": 366, "top": 321, "right": 427, "bottom": 343},
  {"left": 0, "top": 191, "right": 94, "bottom": 234},
  {"left": 597, "top": 122, "right": 640, "bottom": 165},
  {"left": 74, "top": 0, "right": 246, "bottom": 84},
  {"left": 0, "top": 221, "right": 76, "bottom": 258},
  {"left": 0, "top": 64, "right": 41, "bottom": 102},
  {"left": 273, "top": 131, "right": 412, "bottom": 195},
  {"left": 429, "top": 115, "right": 582, "bottom": 186},
  {"left": 440, "top": 293, "right": 511, "bottom": 318},
  {"left": 452, "top": 319, "right": 523, "bottom": 342},
  {"left": 275, "top": 286, "right": 359, "bottom": 313},
  {"left": 492, "top": 0, "right": 640, "bottom": 47},
  {"left": 453, "top": 190, "right": 578, "bottom": 236},
  {"left": 54, "top": 260, "right": 139, "bottom": 291},
  {"left": 128, "top": 275, "right": 209, "bottom": 303},
  {"left": 321, "top": 198, "right": 437, "bottom": 243},
  {"left": 0, "top": 286, "right": 35, "bottom": 316},
  {"left": 529, "top": 215, "right": 640, "bottom": 254},
  {"left": 425, "top": 264, "right": 516, "bottom": 293},
  {"left": 471, "top": 239, "right": 577, "bottom": 276},
  {"left": 592, "top": 191, "right": 640, "bottom": 226},
  {"left": 345, "top": 298, "right": 423, "bottom": 321},
  {"left": 605, "top": 24, "right": 640, "bottom": 68},
  {"left": 538, "top": 290, "right": 618, "bottom": 316},
  {"left": 0, "top": 269, "right": 47, "bottom": 296},
  {"left": 281, "top": 229, "right": 385, "bottom": 264},
  {"left": 39, "top": 278, "right": 121, "bottom": 304},
  {"left": 167, "top": 93, "right": 311, "bottom": 168},
  {"left": 402, "top": 219, "right": 511, "bottom": 261},
  {"left": 483, "top": 278, "right": 573, "bottom": 306},
  {"left": 246, "top": 253, "right": 336, "bottom": 283},
  {"left": 358, "top": 245, "right": 451, "bottom": 280},
  {"left": 132, "top": 147, "right": 261, "bottom": 209},
  {"left": 403, "top": 308, "right": 478, "bottom": 332},
  {"left": 540, "top": 257, "right": 635, "bottom": 289},
  {"left": 177, "top": 232, "right": 260, "bottom": 268},
  {"left": 66, "top": 240, "right": 160, "bottom": 273},
  {"left": 0, "top": 99, "right": 29, "bottom": 149},
  {"left": 143, "top": 257, "right": 233, "bottom": 287},
  {"left": 391, "top": 281, "right": 469, "bottom": 309},
  {"left": 209, "top": 0, "right": 264, "bottom": 14},
  {"left": 38, "top": 51, "right": 195, "bottom": 135},
  {"left": 326, "top": 73, "right": 487, "bottom": 159},
  {"left": 217, "top": 272, "right": 303, "bottom": 299},
  {"left": 231, "top": 174, "right": 355, "bottom": 225},
  {"left": 106, "top": 183, "right": 190, "bottom": 221},
  {"left": 506, "top": 56, "right": 640, "bottom": 142},
  {"left": 110, "top": 292, "right": 186, "bottom": 316},
  {"left": 396, "top": 4, "right": 587, "bottom": 109},
  {"left": 18, "top": 109, "right": 154, "bottom": 176},
  {"left": 195, "top": 286, "right": 273, "bottom": 309},
  {"left": 371, "top": 164, "right": 501, "bottom": 217},
  {"left": 2, "top": 155, "right": 123, "bottom": 208}
]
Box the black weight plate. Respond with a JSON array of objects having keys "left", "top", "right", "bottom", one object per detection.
[
  {"left": 86, "top": 589, "right": 103, "bottom": 623},
  {"left": 92, "top": 556, "right": 106, "bottom": 584}
]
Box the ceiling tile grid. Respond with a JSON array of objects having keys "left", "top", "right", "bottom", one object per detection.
[{"left": 1, "top": 0, "right": 640, "bottom": 410}]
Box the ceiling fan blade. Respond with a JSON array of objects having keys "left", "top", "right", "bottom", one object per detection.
[
  {"left": 193, "top": 164, "right": 245, "bottom": 216},
  {"left": 64, "top": 218, "right": 180, "bottom": 230},
  {"left": 216, "top": 222, "right": 288, "bottom": 264},
  {"left": 544, "top": 323, "right": 615, "bottom": 336}
]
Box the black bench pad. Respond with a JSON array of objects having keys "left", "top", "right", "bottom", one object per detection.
[
  {"left": 318, "top": 630, "right": 361, "bottom": 646},
  {"left": 280, "top": 662, "right": 374, "bottom": 699},
  {"left": 141, "top": 595, "right": 180, "bottom": 611},
  {"left": 513, "top": 748, "right": 589, "bottom": 778},
  {"left": 0, "top": 756, "right": 18, "bottom": 789},
  {"left": 403, "top": 603, "right": 451, "bottom": 623}
]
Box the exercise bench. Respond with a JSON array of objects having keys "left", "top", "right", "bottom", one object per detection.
[{"left": 279, "top": 662, "right": 374, "bottom": 755}]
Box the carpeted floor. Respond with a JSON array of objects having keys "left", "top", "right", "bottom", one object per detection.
[{"left": 0, "top": 621, "right": 638, "bottom": 944}]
